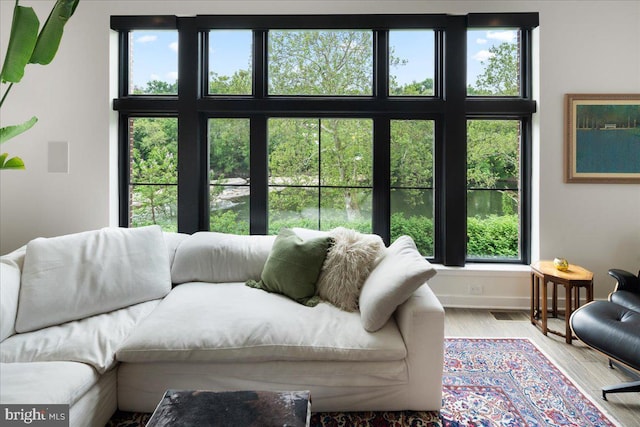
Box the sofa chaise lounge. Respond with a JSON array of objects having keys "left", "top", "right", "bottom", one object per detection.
[
  {"left": 570, "top": 268, "right": 640, "bottom": 400},
  {"left": 0, "top": 225, "right": 445, "bottom": 427}
]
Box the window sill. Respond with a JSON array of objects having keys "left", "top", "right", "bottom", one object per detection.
[{"left": 432, "top": 263, "right": 531, "bottom": 277}]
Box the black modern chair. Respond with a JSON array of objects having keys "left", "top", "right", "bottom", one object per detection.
[{"left": 570, "top": 268, "right": 640, "bottom": 400}]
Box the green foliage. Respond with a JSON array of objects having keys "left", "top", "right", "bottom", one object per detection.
[
  {"left": 390, "top": 78, "right": 433, "bottom": 96},
  {"left": 209, "top": 70, "right": 251, "bottom": 95},
  {"left": 210, "top": 210, "right": 249, "bottom": 235},
  {"left": 467, "top": 120, "right": 519, "bottom": 189},
  {"left": 1, "top": 4, "right": 39, "bottom": 83},
  {"left": 0, "top": 0, "right": 79, "bottom": 169},
  {"left": 390, "top": 213, "right": 434, "bottom": 256},
  {"left": 390, "top": 120, "right": 434, "bottom": 187},
  {"left": 130, "top": 205, "right": 177, "bottom": 232},
  {"left": 0, "top": 115, "right": 37, "bottom": 145},
  {"left": 268, "top": 118, "right": 373, "bottom": 221},
  {"left": 268, "top": 217, "right": 372, "bottom": 235},
  {"left": 268, "top": 30, "right": 373, "bottom": 96},
  {"left": 130, "top": 117, "right": 178, "bottom": 230},
  {"left": 209, "top": 118, "right": 250, "bottom": 180},
  {"left": 469, "top": 42, "right": 519, "bottom": 96},
  {"left": 467, "top": 214, "right": 519, "bottom": 258},
  {"left": 29, "top": 0, "right": 79, "bottom": 65},
  {"left": 134, "top": 80, "right": 177, "bottom": 95},
  {"left": 501, "top": 191, "right": 516, "bottom": 215},
  {"left": 0, "top": 152, "right": 25, "bottom": 169}
]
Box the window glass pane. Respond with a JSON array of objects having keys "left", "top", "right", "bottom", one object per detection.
[
  {"left": 268, "top": 118, "right": 373, "bottom": 233},
  {"left": 268, "top": 188, "right": 320, "bottom": 233},
  {"left": 321, "top": 188, "right": 372, "bottom": 232},
  {"left": 390, "top": 120, "right": 435, "bottom": 257},
  {"left": 467, "top": 119, "right": 521, "bottom": 260},
  {"left": 129, "top": 117, "right": 178, "bottom": 230},
  {"left": 129, "top": 30, "right": 178, "bottom": 94},
  {"left": 268, "top": 30, "right": 373, "bottom": 95},
  {"left": 320, "top": 119, "right": 372, "bottom": 187},
  {"left": 130, "top": 185, "right": 177, "bottom": 231},
  {"left": 209, "top": 30, "right": 252, "bottom": 95},
  {"left": 389, "top": 30, "right": 434, "bottom": 96},
  {"left": 209, "top": 118, "right": 250, "bottom": 234},
  {"left": 467, "top": 29, "right": 520, "bottom": 96},
  {"left": 269, "top": 118, "right": 319, "bottom": 185}
]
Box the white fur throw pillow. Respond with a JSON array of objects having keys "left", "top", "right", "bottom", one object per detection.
[{"left": 316, "top": 227, "right": 385, "bottom": 312}]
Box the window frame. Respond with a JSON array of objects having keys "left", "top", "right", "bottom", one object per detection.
[{"left": 112, "top": 13, "right": 538, "bottom": 266}]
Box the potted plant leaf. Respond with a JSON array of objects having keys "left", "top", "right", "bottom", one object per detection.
[{"left": 0, "top": 0, "right": 79, "bottom": 169}]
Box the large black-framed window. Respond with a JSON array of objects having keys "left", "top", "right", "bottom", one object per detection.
[{"left": 112, "top": 13, "right": 538, "bottom": 266}]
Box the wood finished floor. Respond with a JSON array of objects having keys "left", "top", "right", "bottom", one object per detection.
[{"left": 444, "top": 308, "right": 639, "bottom": 427}]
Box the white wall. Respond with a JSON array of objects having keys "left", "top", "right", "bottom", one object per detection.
[{"left": 1, "top": 0, "right": 639, "bottom": 307}]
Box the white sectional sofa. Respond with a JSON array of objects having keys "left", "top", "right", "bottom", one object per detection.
[{"left": 0, "top": 225, "right": 445, "bottom": 427}]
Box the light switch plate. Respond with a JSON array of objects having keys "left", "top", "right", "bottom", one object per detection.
[{"left": 48, "top": 141, "right": 69, "bottom": 173}]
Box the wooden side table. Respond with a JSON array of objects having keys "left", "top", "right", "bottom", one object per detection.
[{"left": 530, "top": 260, "right": 594, "bottom": 344}]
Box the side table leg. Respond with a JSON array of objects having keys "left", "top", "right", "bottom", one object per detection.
[
  {"left": 542, "top": 280, "right": 548, "bottom": 335},
  {"left": 530, "top": 274, "right": 535, "bottom": 323},
  {"left": 565, "top": 285, "right": 572, "bottom": 344}
]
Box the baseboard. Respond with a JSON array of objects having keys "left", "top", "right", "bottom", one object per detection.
[
  {"left": 435, "top": 293, "right": 605, "bottom": 311},
  {"left": 437, "top": 294, "right": 530, "bottom": 310}
]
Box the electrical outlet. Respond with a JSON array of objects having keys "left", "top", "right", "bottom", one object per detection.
[{"left": 469, "top": 284, "right": 483, "bottom": 295}]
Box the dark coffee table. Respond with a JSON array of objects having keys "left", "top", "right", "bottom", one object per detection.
[{"left": 146, "top": 390, "right": 311, "bottom": 427}]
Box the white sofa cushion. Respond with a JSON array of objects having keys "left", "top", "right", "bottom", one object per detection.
[
  {"left": 117, "top": 282, "right": 407, "bottom": 363},
  {"left": 171, "top": 232, "right": 275, "bottom": 284},
  {"left": 0, "top": 246, "right": 26, "bottom": 342},
  {"left": 15, "top": 226, "right": 171, "bottom": 333},
  {"left": 163, "top": 231, "right": 189, "bottom": 268},
  {"left": 359, "top": 235, "right": 437, "bottom": 332},
  {"left": 1, "top": 300, "right": 160, "bottom": 374},
  {"left": 0, "top": 261, "right": 21, "bottom": 342},
  {"left": 0, "top": 361, "right": 99, "bottom": 406}
]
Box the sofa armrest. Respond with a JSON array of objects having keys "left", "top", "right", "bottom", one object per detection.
[{"left": 393, "top": 283, "right": 445, "bottom": 410}]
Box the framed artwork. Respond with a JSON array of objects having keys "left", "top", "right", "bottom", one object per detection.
[{"left": 564, "top": 93, "right": 640, "bottom": 183}]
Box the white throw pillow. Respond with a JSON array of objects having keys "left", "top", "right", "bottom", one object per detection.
[
  {"left": 359, "top": 235, "right": 437, "bottom": 332},
  {"left": 0, "top": 261, "right": 21, "bottom": 342},
  {"left": 163, "top": 231, "right": 189, "bottom": 269},
  {"left": 171, "top": 232, "right": 276, "bottom": 284},
  {"left": 316, "top": 227, "right": 385, "bottom": 312},
  {"left": 15, "top": 226, "right": 171, "bottom": 333}
]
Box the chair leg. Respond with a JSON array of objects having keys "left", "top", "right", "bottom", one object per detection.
[{"left": 602, "top": 380, "right": 640, "bottom": 400}]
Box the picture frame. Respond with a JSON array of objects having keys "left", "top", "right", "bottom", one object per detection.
[{"left": 564, "top": 93, "right": 640, "bottom": 183}]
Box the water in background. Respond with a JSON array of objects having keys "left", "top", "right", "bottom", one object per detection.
[{"left": 576, "top": 129, "right": 640, "bottom": 173}]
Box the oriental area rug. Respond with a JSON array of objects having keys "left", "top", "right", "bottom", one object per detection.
[{"left": 107, "top": 338, "right": 619, "bottom": 427}]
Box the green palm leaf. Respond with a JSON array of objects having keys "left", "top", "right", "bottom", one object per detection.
[
  {"left": 0, "top": 4, "right": 39, "bottom": 83},
  {"left": 0, "top": 117, "right": 38, "bottom": 144},
  {"left": 30, "top": 0, "right": 80, "bottom": 65},
  {"left": 0, "top": 153, "right": 26, "bottom": 170}
]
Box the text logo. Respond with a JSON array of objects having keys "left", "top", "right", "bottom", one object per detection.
[{"left": 1, "top": 405, "right": 69, "bottom": 426}]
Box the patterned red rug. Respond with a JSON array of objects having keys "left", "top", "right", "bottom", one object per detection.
[{"left": 107, "top": 338, "right": 620, "bottom": 427}]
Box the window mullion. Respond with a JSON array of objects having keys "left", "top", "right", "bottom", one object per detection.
[
  {"left": 373, "top": 30, "right": 391, "bottom": 244},
  {"left": 250, "top": 116, "right": 268, "bottom": 234},
  {"left": 177, "top": 17, "right": 205, "bottom": 233},
  {"left": 441, "top": 15, "right": 467, "bottom": 266},
  {"left": 249, "top": 30, "right": 269, "bottom": 234},
  {"left": 253, "top": 30, "right": 267, "bottom": 98}
]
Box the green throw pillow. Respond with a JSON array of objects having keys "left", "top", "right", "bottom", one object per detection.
[{"left": 246, "top": 229, "right": 331, "bottom": 306}]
